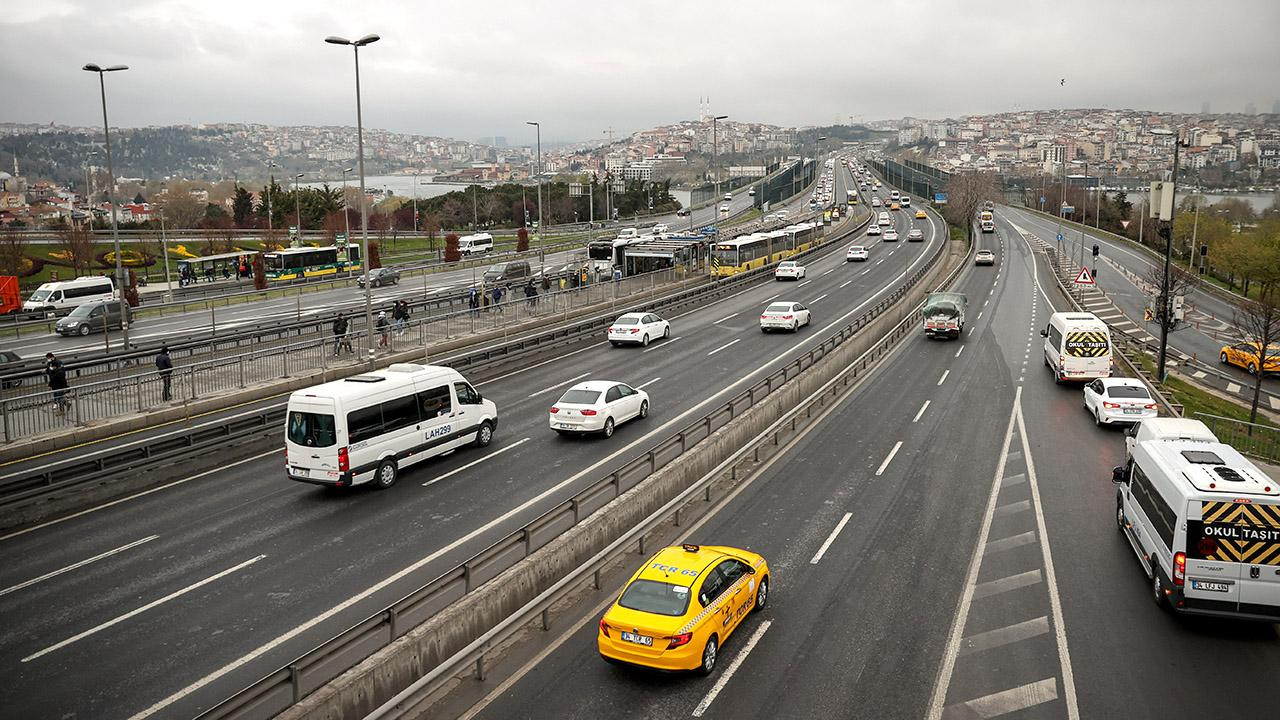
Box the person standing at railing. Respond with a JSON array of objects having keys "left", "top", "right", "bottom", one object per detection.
[
  {"left": 392, "top": 300, "right": 409, "bottom": 336},
  {"left": 524, "top": 279, "right": 537, "bottom": 309},
  {"left": 492, "top": 285, "right": 504, "bottom": 314},
  {"left": 332, "top": 312, "right": 351, "bottom": 357},
  {"left": 155, "top": 345, "right": 174, "bottom": 401},
  {"left": 44, "top": 352, "right": 69, "bottom": 414},
  {"left": 376, "top": 311, "right": 390, "bottom": 348},
  {"left": 468, "top": 286, "right": 480, "bottom": 316}
]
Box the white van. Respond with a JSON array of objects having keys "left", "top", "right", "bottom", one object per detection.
[
  {"left": 457, "top": 233, "right": 495, "bottom": 256},
  {"left": 1114, "top": 439, "right": 1280, "bottom": 620},
  {"left": 878, "top": 212, "right": 892, "bottom": 227},
  {"left": 1041, "top": 312, "right": 1111, "bottom": 383},
  {"left": 285, "top": 363, "right": 498, "bottom": 489},
  {"left": 1124, "top": 417, "right": 1217, "bottom": 458},
  {"left": 23, "top": 277, "right": 116, "bottom": 316}
]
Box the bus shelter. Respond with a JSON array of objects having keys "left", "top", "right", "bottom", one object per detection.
[{"left": 621, "top": 235, "right": 705, "bottom": 277}]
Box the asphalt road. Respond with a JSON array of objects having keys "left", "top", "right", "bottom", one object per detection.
[
  {"left": 0, "top": 157, "right": 932, "bottom": 719},
  {"left": 453, "top": 183, "right": 1280, "bottom": 720}
]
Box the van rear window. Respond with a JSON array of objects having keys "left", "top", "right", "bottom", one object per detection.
[{"left": 288, "top": 411, "right": 336, "bottom": 447}]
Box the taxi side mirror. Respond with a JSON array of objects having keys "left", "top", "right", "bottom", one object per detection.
[{"left": 1111, "top": 466, "right": 1126, "bottom": 483}]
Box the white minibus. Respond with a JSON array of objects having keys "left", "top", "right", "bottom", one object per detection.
[
  {"left": 457, "top": 233, "right": 495, "bottom": 256},
  {"left": 1041, "top": 312, "right": 1111, "bottom": 383},
  {"left": 23, "top": 277, "right": 116, "bottom": 316},
  {"left": 285, "top": 363, "right": 498, "bottom": 489}
]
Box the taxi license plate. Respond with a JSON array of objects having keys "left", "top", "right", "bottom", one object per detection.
[
  {"left": 620, "top": 631, "right": 653, "bottom": 646},
  {"left": 1191, "top": 580, "right": 1229, "bottom": 593},
  {"left": 292, "top": 467, "right": 310, "bottom": 477}
]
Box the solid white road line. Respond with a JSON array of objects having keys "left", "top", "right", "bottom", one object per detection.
[
  {"left": 955, "top": 345, "right": 965, "bottom": 358},
  {"left": 913, "top": 400, "right": 931, "bottom": 423},
  {"left": 715, "top": 313, "right": 739, "bottom": 323},
  {"left": 810, "top": 294, "right": 828, "bottom": 303},
  {"left": 707, "top": 338, "right": 742, "bottom": 357},
  {"left": 937, "top": 370, "right": 950, "bottom": 386},
  {"left": 0, "top": 534, "right": 159, "bottom": 597},
  {"left": 875, "top": 441, "right": 903, "bottom": 477},
  {"left": 643, "top": 336, "right": 680, "bottom": 353},
  {"left": 691, "top": 619, "right": 773, "bottom": 717},
  {"left": 23, "top": 554, "right": 266, "bottom": 663},
  {"left": 636, "top": 377, "right": 662, "bottom": 389},
  {"left": 526, "top": 372, "right": 590, "bottom": 398},
  {"left": 422, "top": 438, "right": 532, "bottom": 487},
  {"left": 810, "top": 512, "right": 853, "bottom": 564}
]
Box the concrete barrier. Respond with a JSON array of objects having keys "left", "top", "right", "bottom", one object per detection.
[{"left": 278, "top": 232, "right": 965, "bottom": 720}]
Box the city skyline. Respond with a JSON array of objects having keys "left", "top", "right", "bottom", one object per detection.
[{"left": 2, "top": 0, "right": 1278, "bottom": 144}]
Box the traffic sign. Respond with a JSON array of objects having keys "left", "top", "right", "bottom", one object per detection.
[
  {"left": 1120, "top": 220, "right": 1130, "bottom": 229},
  {"left": 1074, "top": 267, "right": 1095, "bottom": 285},
  {"left": 1056, "top": 233, "right": 1064, "bottom": 243},
  {"left": 1040, "top": 195, "right": 1046, "bottom": 204},
  {"left": 1061, "top": 205, "right": 1075, "bottom": 215}
]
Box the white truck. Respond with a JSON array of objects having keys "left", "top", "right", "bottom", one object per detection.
[{"left": 923, "top": 292, "right": 967, "bottom": 340}]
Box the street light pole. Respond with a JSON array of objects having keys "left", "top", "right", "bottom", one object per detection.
[
  {"left": 83, "top": 62, "right": 129, "bottom": 351},
  {"left": 265, "top": 160, "right": 277, "bottom": 237},
  {"left": 527, "top": 121, "right": 542, "bottom": 244},
  {"left": 1156, "top": 135, "right": 1185, "bottom": 383},
  {"left": 326, "top": 32, "right": 379, "bottom": 359},
  {"left": 341, "top": 166, "right": 353, "bottom": 241},
  {"left": 293, "top": 173, "right": 304, "bottom": 245},
  {"left": 712, "top": 115, "right": 728, "bottom": 204},
  {"left": 412, "top": 172, "right": 419, "bottom": 233}
]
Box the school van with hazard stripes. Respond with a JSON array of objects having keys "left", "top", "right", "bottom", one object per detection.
[
  {"left": 1113, "top": 438, "right": 1280, "bottom": 620},
  {"left": 1041, "top": 312, "right": 1111, "bottom": 383},
  {"left": 285, "top": 363, "right": 497, "bottom": 489}
]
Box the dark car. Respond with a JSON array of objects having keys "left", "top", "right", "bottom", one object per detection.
[
  {"left": 0, "top": 350, "right": 22, "bottom": 389},
  {"left": 54, "top": 300, "right": 132, "bottom": 337},
  {"left": 482, "top": 261, "right": 532, "bottom": 283},
  {"left": 358, "top": 267, "right": 401, "bottom": 288}
]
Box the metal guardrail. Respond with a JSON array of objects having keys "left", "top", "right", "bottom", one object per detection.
[
  {"left": 195, "top": 206, "right": 918, "bottom": 720},
  {"left": 1194, "top": 413, "right": 1280, "bottom": 464}
]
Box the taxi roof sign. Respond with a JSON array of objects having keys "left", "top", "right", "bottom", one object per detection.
[
  {"left": 681, "top": 543, "right": 700, "bottom": 553},
  {"left": 1074, "top": 267, "right": 1095, "bottom": 285}
]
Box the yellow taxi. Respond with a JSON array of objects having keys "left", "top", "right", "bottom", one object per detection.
[
  {"left": 915, "top": 209, "right": 927, "bottom": 219},
  {"left": 889, "top": 202, "right": 901, "bottom": 211},
  {"left": 1219, "top": 341, "right": 1280, "bottom": 375},
  {"left": 598, "top": 543, "right": 769, "bottom": 675}
]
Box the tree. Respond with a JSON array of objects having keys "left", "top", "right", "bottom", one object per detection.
[
  {"left": 132, "top": 192, "right": 146, "bottom": 205},
  {"left": 163, "top": 190, "right": 204, "bottom": 229},
  {"left": 1232, "top": 290, "right": 1280, "bottom": 424},
  {"left": 252, "top": 252, "right": 268, "bottom": 290},
  {"left": 480, "top": 194, "right": 506, "bottom": 227},
  {"left": 422, "top": 213, "right": 440, "bottom": 250},
  {"left": 0, "top": 229, "right": 27, "bottom": 278},
  {"left": 440, "top": 197, "right": 467, "bottom": 230},
  {"left": 368, "top": 241, "right": 382, "bottom": 269},
  {"left": 444, "top": 233, "right": 460, "bottom": 262},
  {"left": 939, "top": 171, "right": 997, "bottom": 243},
  {"left": 56, "top": 226, "right": 96, "bottom": 277},
  {"left": 232, "top": 186, "right": 255, "bottom": 227},
  {"left": 1144, "top": 259, "right": 1199, "bottom": 337},
  {"left": 123, "top": 269, "right": 139, "bottom": 308},
  {"left": 516, "top": 227, "right": 529, "bottom": 252}
]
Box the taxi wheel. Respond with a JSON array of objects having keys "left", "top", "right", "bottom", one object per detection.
[
  {"left": 601, "top": 417, "right": 615, "bottom": 438},
  {"left": 753, "top": 576, "right": 769, "bottom": 612},
  {"left": 1219, "top": 351, "right": 1229, "bottom": 365},
  {"left": 474, "top": 421, "right": 494, "bottom": 447},
  {"left": 641, "top": 334, "right": 650, "bottom": 347},
  {"left": 663, "top": 325, "right": 670, "bottom": 339},
  {"left": 638, "top": 400, "right": 649, "bottom": 419},
  {"left": 374, "top": 460, "right": 398, "bottom": 489},
  {"left": 697, "top": 635, "right": 719, "bottom": 676},
  {"left": 1248, "top": 362, "right": 1258, "bottom": 375}
]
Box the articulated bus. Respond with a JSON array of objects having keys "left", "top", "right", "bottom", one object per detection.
[
  {"left": 712, "top": 223, "right": 821, "bottom": 277},
  {"left": 263, "top": 243, "right": 363, "bottom": 281}
]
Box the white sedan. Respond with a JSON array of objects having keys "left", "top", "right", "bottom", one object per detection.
[
  {"left": 883, "top": 229, "right": 900, "bottom": 241},
  {"left": 847, "top": 245, "right": 869, "bottom": 262},
  {"left": 866, "top": 224, "right": 882, "bottom": 236},
  {"left": 1083, "top": 378, "right": 1158, "bottom": 426},
  {"left": 719, "top": 204, "right": 730, "bottom": 213},
  {"left": 775, "top": 261, "right": 806, "bottom": 280},
  {"left": 550, "top": 380, "right": 649, "bottom": 438},
  {"left": 760, "top": 301, "right": 811, "bottom": 333},
  {"left": 607, "top": 312, "right": 670, "bottom": 347}
]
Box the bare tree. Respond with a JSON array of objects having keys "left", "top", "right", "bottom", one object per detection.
[
  {"left": 162, "top": 190, "right": 204, "bottom": 229},
  {"left": 940, "top": 171, "right": 997, "bottom": 243},
  {"left": 1232, "top": 290, "right": 1280, "bottom": 424},
  {"left": 1143, "top": 261, "right": 1199, "bottom": 337},
  {"left": 0, "top": 228, "right": 27, "bottom": 278},
  {"left": 56, "top": 226, "right": 97, "bottom": 277}
]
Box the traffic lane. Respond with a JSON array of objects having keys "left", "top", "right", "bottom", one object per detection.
[
  {"left": 471, "top": 253, "right": 1011, "bottom": 720},
  {"left": 0, "top": 218, "right": 920, "bottom": 717}
]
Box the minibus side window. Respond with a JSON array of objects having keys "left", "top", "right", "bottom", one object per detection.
[
  {"left": 454, "top": 382, "right": 481, "bottom": 405},
  {"left": 381, "top": 396, "right": 420, "bottom": 434},
  {"left": 1131, "top": 464, "right": 1176, "bottom": 548},
  {"left": 348, "top": 406, "right": 384, "bottom": 444},
  {"left": 418, "top": 386, "right": 453, "bottom": 418}
]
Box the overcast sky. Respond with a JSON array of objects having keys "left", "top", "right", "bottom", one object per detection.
[{"left": 2, "top": 0, "right": 1277, "bottom": 145}]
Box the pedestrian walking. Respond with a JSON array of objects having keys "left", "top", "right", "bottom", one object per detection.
[
  {"left": 541, "top": 275, "right": 551, "bottom": 292},
  {"left": 393, "top": 300, "right": 409, "bottom": 336},
  {"left": 332, "top": 312, "right": 351, "bottom": 356},
  {"left": 492, "top": 285, "right": 504, "bottom": 314},
  {"left": 468, "top": 286, "right": 480, "bottom": 316},
  {"left": 559, "top": 276, "right": 567, "bottom": 292},
  {"left": 44, "top": 352, "right": 69, "bottom": 414},
  {"left": 155, "top": 345, "right": 174, "bottom": 401},
  {"left": 376, "top": 311, "right": 390, "bottom": 348},
  {"left": 524, "top": 280, "right": 537, "bottom": 309}
]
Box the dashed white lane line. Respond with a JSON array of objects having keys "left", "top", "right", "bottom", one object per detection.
[
  {"left": 938, "top": 369, "right": 950, "bottom": 386},
  {"left": 839, "top": 280, "right": 853, "bottom": 288},
  {"left": 0, "top": 534, "right": 159, "bottom": 597},
  {"left": 527, "top": 372, "right": 591, "bottom": 398},
  {"left": 642, "top": 336, "right": 681, "bottom": 353},
  {"left": 876, "top": 441, "right": 904, "bottom": 477},
  {"left": 955, "top": 345, "right": 965, "bottom": 358},
  {"left": 715, "top": 313, "right": 739, "bottom": 323},
  {"left": 691, "top": 619, "right": 774, "bottom": 717},
  {"left": 763, "top": 293, "right": 781, "bottom": 302},
  {"left": 23, "top": 554, "right": 267, "bottom": 662},
  {"left": 822, "top": 268, "right": 836, "bottom": 276},
  {"left": 636, "top": 377, "right": 662, "bottom": 389},
  {"left": 423, "top": 437, "right": 532, "bottom": 487},
  {"left": 913, "top": 400, "right": 931, "bottom": 423},
  {"left": 707, "top": 338, "right": 742, "bottom": 357},
  {"left": 798, "top": 279, "right": 812, "bottom": 286},
  {"left": 810, "top": 512, "right": 853, "bottom": 564},
  {"left": 810, "top": 294, "right": 829, "bottom": 303}
]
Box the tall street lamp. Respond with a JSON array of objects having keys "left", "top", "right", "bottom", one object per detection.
[
  {"left": 341, "top": 166, "right": 354, "bottom": 241},
  {"left": 84, "top": 149, "right": 98, "bottom": 231},
  {"left": 412, "top": 171, "right": 420, "bottom": 232},
  {"left": 527, "top": 121, "right": 542, "bottom": 242},
  {"left": 712, "top": 115, "right": 728, "bottom": 203},
  {"left": 292, "top": 172, "right": 305, "bottom": 245},
  {"left": 83, "top": 62, "right": 130, "bottom": 351},
  {"left": 265, "top": 159, "right": 278, "bottom": 236},
  {"left": 326, "top": 32, "right": 379, "bottom": 358}
]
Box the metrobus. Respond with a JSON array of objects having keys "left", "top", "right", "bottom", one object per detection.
[
  {"left": 263, "top": 243, "right": 362, "bottom": 281},
  {"left": 588, "top": 237, "right": 649, "bottom": 269},
  {"left": 711, "top": 223, "right": 821, "bottom": 277},
  {"left": 177, "top": 251, "right": 254, "bottom": 284}
]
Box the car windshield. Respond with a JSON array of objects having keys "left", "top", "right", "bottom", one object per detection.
[
  {"left": 559, "top": 389, "right": 601, "bottom": 405},
  {"left": 30, "top": 290, "right": 51, "bottom": 301},
  {"left": 614, "top": 317, "right": 639, "bottom": 325},
  {"left": 779, "top": 262, "right": 795, "bottom": 268},
  {"left": 766, "top": 304, "right": 792, "bottom": 313},
  {"left": 65, "top": 304, "right": 98, "bottom": 318},
  {"left": 618, "top": 579, "right": 692, "bottom": 617},
  {"left": 1107, "top": 386, "right": 1151, "bottom": 399},
  {"left": 288, "top": 411, "right": 336, "bottom": 448}
]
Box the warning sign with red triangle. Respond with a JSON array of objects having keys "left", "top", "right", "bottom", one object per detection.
[{"left": 1074, "top": 267, "right": 1095, "bottom": 285}]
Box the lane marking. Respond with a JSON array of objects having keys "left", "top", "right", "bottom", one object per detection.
[
  {"left": 763, "top": 293, "right": 780, "bottom": 302},
  {"left": 955, "top": 345, "right": 965, "bottom": 358},
  {"left": 0, "top": 534, "right": 159, "bottom": 597},
  {"left": 810, "top": 294, "right": 828, "bottom": 304},
  {"left": 690, "top": 619, "right": 773, "bottom": 717},
  {"left": 985, "top": 530, "right": 1037, "bottom": 555},
  {"left": 960, "top": 616, "right": 1050, "bottom": 657},
  {"left": 993, "top": 499, "right": 1031, "bottom": 517},
  {"left": 1191, "top": 370, "right": 1207, "bottom": 379},
  {"left": 809, "top": 512, "right": 853, "bottom": 564},
  {"left": 797, "top": 279, "right": 811, "bottom": 286},
  {"left": 636, "top": 377, "right": 662, "bottom": 389},
  {"left": 937, "top": 370, "right": 950, "bottom": 386},
  {"left": 952, "top": 678, "right": 1059, "bottom": 718},
  {"left": 822, "top": 268, "right": 836, "bottom": 276},
  {"left": 526, "top": 372, "right": 590, "bottom": 399},
  {"left": 476, "top": 342, "right": 605, "bottom": 387},
  {"left": 23, "top": 554, "right": 266, "bottom": 663},
  {"left": 707, "top": 338, "right": 742, "bottom": 357},
  {"left": 875, "top": 441, "right": 903, "bottom": 477},
  {"left": 1227, "top": 382, "right": 1242, "bottom": 394},
  {"left": 642, "top": 336, "right": 680, "bottom": 353},
  {"left": 422, "top": 438, "right": 532, "bottom": 487},
  {"left": 715, "top": 313, "right": 739, "bottom": 323},
  {"left": 913, "top": 400, "right": 931, "bottom": 423},
  {"left": 839, "top": 280, "right": 853, "bottom": 288}
]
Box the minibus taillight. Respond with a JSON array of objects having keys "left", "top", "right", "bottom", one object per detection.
[
  {"left": 338, "top": 447, "right": 350, "bottom": 473},
  {"left": 1197, "top": 537, "right": 1218, "bottom": 557},
  {"left": 1173, "top": 551, "right": 1186, "bottom": 587}
]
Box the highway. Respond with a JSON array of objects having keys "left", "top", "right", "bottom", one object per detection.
[
  {"left": 0, "top": 158, "right": 912, "bottom": 718},
  {"left": 448, "top": 187, "right": 1280, "bottom": 720}
]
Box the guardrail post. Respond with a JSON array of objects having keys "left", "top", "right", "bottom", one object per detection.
[
  {"left": 135, "top": 375, "right": 144, "bottom": 413},
  {"left": 388, "top": 606, "right": 398, "bottom": 641},
  {"left": 541, "top": 608, "right": 550, "bottom": 631},
  {"left": 73, "top": 389, "right": 82, "bottom": 425},
  {"left": 476, "top": 654, "right": 486, "bottom": 681},
  {"left": 189, "top": 366, "right": 196, "bottom": 401},
  {"left": 290, "top": 664, "right": 301, "bottom": 703},
  {"left": 1, "top": 400, "right": 7, "bottom": 443}
]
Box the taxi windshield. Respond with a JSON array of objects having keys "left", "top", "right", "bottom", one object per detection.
[{"left": 618, "top": 579, "right": 692, "bottom": 617}]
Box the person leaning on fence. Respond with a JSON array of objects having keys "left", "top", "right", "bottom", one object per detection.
[
  {"left": 468, "top": 286, "right": 480, "bottom": 315},
  {"left": 393, "top": 300, "right": 409, "bottom": 336},
  {"left": 44, "top": 352, "right": 69, "bottom": 413},
  {"left": 156, "top": 345, "right": 174, "bottom": 401},
  {"left": 376, "top": 311, "right": 390, "bottom": 348},
  {"left": 332, "top": 312, "right": 351, "bottom": 356}
]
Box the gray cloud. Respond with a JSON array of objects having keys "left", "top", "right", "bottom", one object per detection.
[{"left": 2, "top": 0, "right": 1277, "bottom": 144}]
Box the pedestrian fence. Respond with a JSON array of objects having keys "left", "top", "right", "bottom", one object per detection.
[{"left": 1195, "top": 413, "right": 1280, "bottom": 465}]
